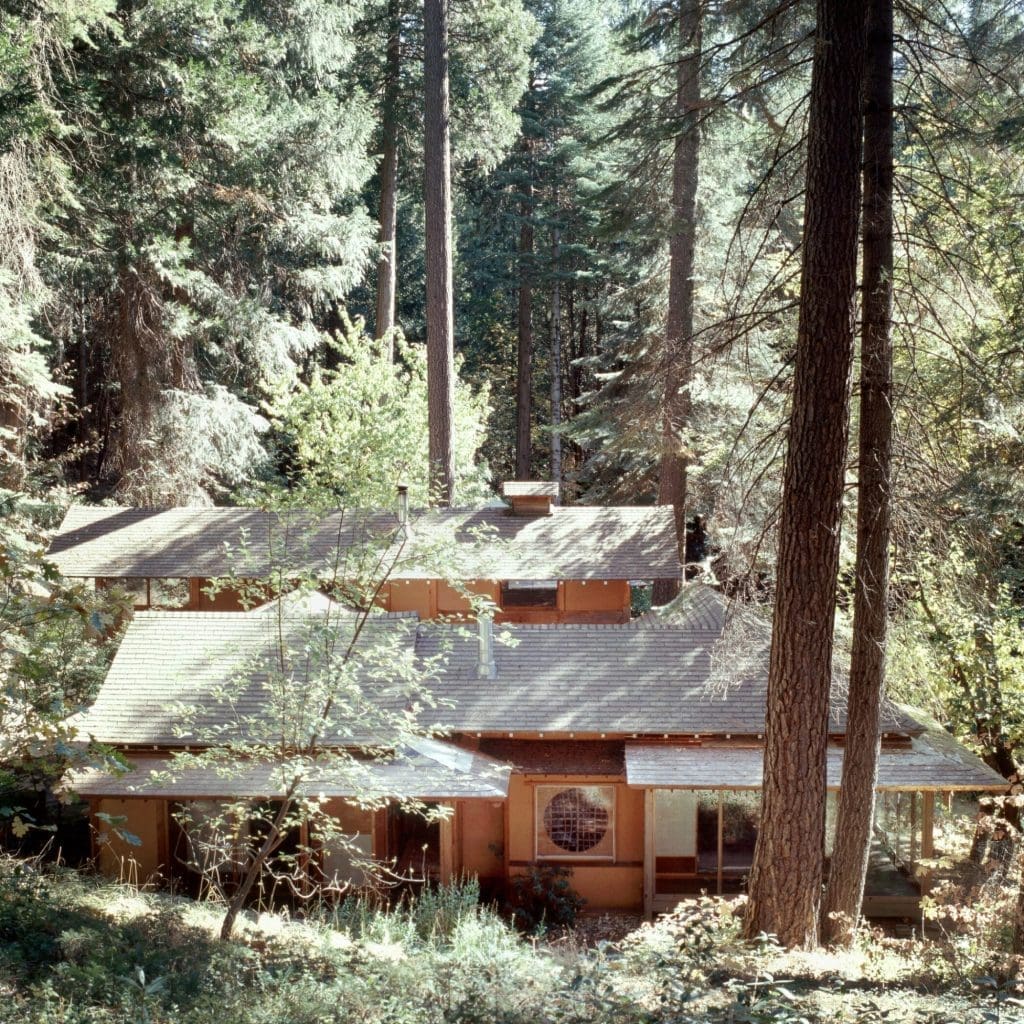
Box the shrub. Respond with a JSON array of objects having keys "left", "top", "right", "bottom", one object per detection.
[{"left": 505, "top": 865, "right": 584, "bottom": 934}]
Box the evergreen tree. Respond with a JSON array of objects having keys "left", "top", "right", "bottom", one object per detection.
[
  {"left": 743, "top": 0, "right": 868, "bottom": 950},
  {"left": 59, "top": 0, "right": 379, "bottom": 503},
  {"left": 423, "top": 0, "right": 456, "bottom": 504},
  {"left": 823, "top": 0, "right": 895, "bottom": 945}
]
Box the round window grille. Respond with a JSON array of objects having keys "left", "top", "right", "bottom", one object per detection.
[{"left": 542, "top": 787, "right": 610, "bottom": 853}]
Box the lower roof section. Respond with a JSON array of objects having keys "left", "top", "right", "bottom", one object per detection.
[
  {"left": 625, "top": 731, "right": 1007, "bottom": 792},
  {"left": 69, "top": 738, "right": 509, "bottom": 801}
]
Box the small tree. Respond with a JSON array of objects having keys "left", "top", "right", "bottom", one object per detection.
[
  {"left": 156, "top": 501, "right": 491, "bottom": 939},
  {"left": 262, "top": 316, "right": 491, "bottom": 510},
  {"left": 0, "top": 494, "right": 122, "bottom": 839}
]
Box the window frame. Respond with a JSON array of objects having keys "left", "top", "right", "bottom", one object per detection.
[{"left": 534, "top": 784, "right": 616, "bottom": 862}]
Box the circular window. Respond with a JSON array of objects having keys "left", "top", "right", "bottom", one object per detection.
[{"left": 542, "top": 787, "right": 610, "bottom": 853}]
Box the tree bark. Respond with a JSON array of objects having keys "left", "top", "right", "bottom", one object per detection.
[
  {"left": 550, "top": 225, "right": 562, "bottom": 492},
  {"left": 822, "top": 0, "right": 894, "bottom": 947},
  {"left": 515, "top": 181, "right": 534, "bottom": 480},
  {"left": 743, "top": 0, "right": 868, "bottom": 950},
  {"left": 653, "top": 0, "right": 702, "bottom": 606},
  {"left": 375, "top": 0, "right": 402, "bottom": 351},
  {"left": 423, "top": 0, "right": 456, "bottom": 505}
]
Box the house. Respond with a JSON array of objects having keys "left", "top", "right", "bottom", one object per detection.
[
  {"left": 63, "top": 538, "right": 1007, "bottom": 919},
  {"left": 47, "top": 482, "right": 677, "bottom": 623}
]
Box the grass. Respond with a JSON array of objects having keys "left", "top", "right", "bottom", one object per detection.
[{"left": 0, "top": 855, "right": 1022, "bottom": 1023}]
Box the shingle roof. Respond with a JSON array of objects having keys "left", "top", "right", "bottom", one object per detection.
[
  {"left": 647, "top": 585, "right": 728, "bottom": 633},
  {"left": 623, "top": 736, "right": 1008, "bottom": 791},
  {"left": 47, "top": 504, "right": 681, "bottom": 582},
  {"left": 73, "top": 609, "right": 422, "bottom": 747},
  {"left": 74, "top": 606, "right": 922, "bottom": 746},
  {"left": 70, "top": 738, "right": 509, "bottom": 800},
  {"left": 419, "top": 619, "right": 920, "bottom": 737}
]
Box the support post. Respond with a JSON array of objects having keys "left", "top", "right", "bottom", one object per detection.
[
  {"left": 894, "top": 792, "right": 901, "bottom": 863},
  {"left": 909, "top": 792, "right": 918, "bottom": 863},
  {"left": 644, "top": 789, "right": 656, "bottom": 919},
  {"left": 921, "top": 791, "right": 935, "bottom": 859},
  {"left": 439, "top": 803, "right": 455, "bottom": 885},
  {"left": 920, "top": 790, "right": 936, "bottom": 895},
  {"left": 717, "top": 791, "right": 724, "bottom": 896}
]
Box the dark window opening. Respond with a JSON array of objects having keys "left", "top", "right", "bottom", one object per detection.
[{"left": 501, "top": 580, "right": 558, "bottom": 609}]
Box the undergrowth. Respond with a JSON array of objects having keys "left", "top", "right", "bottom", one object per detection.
[{"left": 0, "top": 856, "right": 1021, "bottom": 1023}]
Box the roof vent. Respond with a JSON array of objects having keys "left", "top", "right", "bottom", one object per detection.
[
  {"left": 501, "top": 480, "right": 559, "bottom": 516},
  {"left": 477, "top": 613, "right": 497, "bottom": 679}
]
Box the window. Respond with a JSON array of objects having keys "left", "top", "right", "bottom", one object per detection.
[
  {"left": 501, "top": 580, "right": 558, "bottom": 609},
  {"left": 535, "top": 785, "right": 615, "bottom": 860}
]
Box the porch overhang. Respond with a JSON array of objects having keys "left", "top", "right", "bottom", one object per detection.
[
  {"left": 625, "top": 733, "right": 1007, "bottom": 792},
  {"left": 69, "top": 740, "right": 510, "bottom": 802}
]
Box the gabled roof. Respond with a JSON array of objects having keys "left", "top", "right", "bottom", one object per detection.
[
  {"left": 73, "top": 608, "right": 422, "bottom": 747},
  {"left": 73, "top": 593, "right": 920, "bottom": 746},
  {"left": 47, "top": 504, "right": 681, "bottom": 581},
  {"left": 419, "top": 617, "right": 920, "bottom": 737}
]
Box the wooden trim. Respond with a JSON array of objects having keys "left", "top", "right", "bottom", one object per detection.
[
  {"left": 508, "top": 859, "right": 643, "bottom": 868},
  {"left": 533, "top": 784, "right": 616, "bottom": 863},
  {"left": 655, "top": 856, "right": 697, "bottom": 874},
  {"left": 643, "top": 789, "right": 655, "bottom": 920}
]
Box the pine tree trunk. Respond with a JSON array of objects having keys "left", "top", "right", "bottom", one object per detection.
[
  {"left": 515, "top": 183, "right": 534, "bottom": 480},
  {"left": 653, "top": 0, "right": 701, "bottom": 606},
  {"left": 550, "top": 226, "right": 562, "bottom": 492},
  {"left": 423, "top": 0, "right": 456, "bottom": 505},
  {"left": 743, "top": 0, "right": 868, "bottom": 950},
  {"left": 822, "top": 0, "right": 894, "bottom": 947},
  {"left": 375, "top": 0, "right": 401, "bottom": 351}
]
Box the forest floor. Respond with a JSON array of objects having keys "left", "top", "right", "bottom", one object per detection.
[{"left": 1, "top": 856, "right": 1021, "bottom": 1024}]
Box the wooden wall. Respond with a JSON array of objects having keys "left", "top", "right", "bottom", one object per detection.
[
  {"left": 457, "top": 799, "right": 505, "bottom": 882},
  {"left": 95, "top": 798, "right": 165, "bottom": 883},
  {"left": 381, "top": 578, "right": 631, "bottom": 625},
  {"left": 89, "top": 783, "right": 644, "bottom": 911},
  {"left": 503, "top": 775, "right": 644, "bottom": 911}
]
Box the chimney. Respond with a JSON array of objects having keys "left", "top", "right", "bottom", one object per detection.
[
  {"left": 501, "top": 480, "right": 559, "bottom": 516},
  {"left": 396, "top": 483, "right": 411, "bottom": 541},
  {"left": 477, "top": 613, "right": 497, "bottom": 679}
]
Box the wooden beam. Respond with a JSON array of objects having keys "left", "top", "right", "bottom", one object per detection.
[
  {"left": 716, "top": 792, "right": 724, "bottom": 896},
  {"left": 643, "top": 789, "right": 655, "bottom": 919}
]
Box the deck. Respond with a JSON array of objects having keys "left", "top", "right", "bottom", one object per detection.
[{"left": 650, "top": 842, "right": 922, "bottom": 920}]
